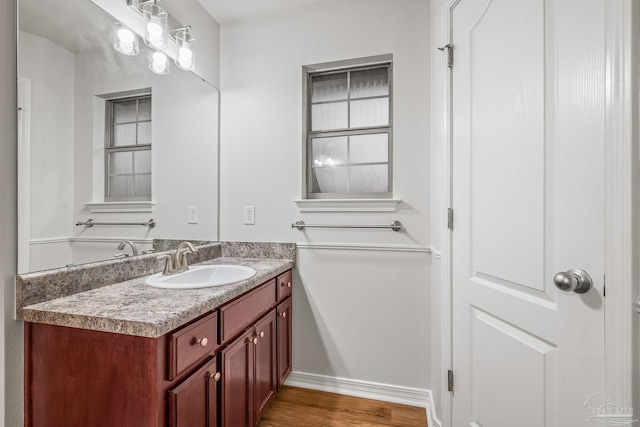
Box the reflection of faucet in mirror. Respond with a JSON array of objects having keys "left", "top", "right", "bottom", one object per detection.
[{"left": 114, "top": 240, "right": 138, "bottom": 258}]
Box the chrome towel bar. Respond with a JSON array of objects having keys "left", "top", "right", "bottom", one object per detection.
[
  {"left": 291, "top": 220, "right": 402, "bottom": 232},
  {"left": 75, "top": 218, "right": 156, "bottom": 228}
]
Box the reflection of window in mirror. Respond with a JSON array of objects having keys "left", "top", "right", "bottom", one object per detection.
[
  {"left": 304, "top": 59, "right": 393, "bottom": 199},
  {"left": 104, "top": 94, "right": 152, "bottom": 201}
]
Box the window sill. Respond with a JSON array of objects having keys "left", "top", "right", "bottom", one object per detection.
[
  {"left": 294, "top": 199, "right": 402, "bottom": 213},
  {"left": 84, "top": 201, "right": 155, "bottom": 213}
]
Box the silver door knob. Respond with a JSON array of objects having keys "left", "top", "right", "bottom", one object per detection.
[{"left": 553, "top": 268, "right": 592, "bottom": 294}]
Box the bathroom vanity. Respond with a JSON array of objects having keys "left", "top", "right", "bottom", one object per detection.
[{"left": 18, "top": 243, "right": 294, "bottom": 427}]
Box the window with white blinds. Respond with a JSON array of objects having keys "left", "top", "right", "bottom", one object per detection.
[
  {"left": 105, "top": 95, "right": 152, "bottom": 201},
  {"left": 306, "top": 63, "right": 392, "bottom": 199}
]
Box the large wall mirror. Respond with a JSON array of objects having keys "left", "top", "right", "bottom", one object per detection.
[{"left": 18, "top": 0, "right": 220, "bottom": 273}]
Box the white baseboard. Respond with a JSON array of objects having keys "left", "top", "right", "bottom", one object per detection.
[
  {"left": 284, "top": 371, "right": 430, "bottom": 409},
  {"left": 425, "top": 390, "right": 443, "bottom": 427}
]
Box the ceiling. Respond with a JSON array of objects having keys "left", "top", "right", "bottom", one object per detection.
[
  {"left": 196, "top": 0, "right": 343, "bottom": 24},
  {"left": 20, "top": 0, "right": 110, "bottom": 53}
]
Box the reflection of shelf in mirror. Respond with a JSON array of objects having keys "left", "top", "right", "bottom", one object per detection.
[{"left": 84, "top": 202, "right": 155, "bottom": 213}]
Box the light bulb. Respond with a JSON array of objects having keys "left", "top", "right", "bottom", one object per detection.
[
  {"left": 150, "top": 37, "right": 163, "bottom": 49},
  {"left": 177, "top": 47, "right": 193, "bottom": 69},
  {"left": 150, "top": 52, "right": 169, "bottom": 74},
  {"left": 147, "top": 22, "right": 163, "bottom": 38},
  {"left": 120, "top": 43, "right": 134, "bottom": 55},
  {"left": 113, "top": 23, "right": 138, "bottom": 56},
  {"left": 117, "top": 28, "right": 134, "bottom": 44}
]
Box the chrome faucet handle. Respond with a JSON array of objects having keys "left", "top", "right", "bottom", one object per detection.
[
  {"left": 173, "top": 242, "right": 198, "bottom": 271},
  {"left": 157, "top": 254, "right": 175, "bottom": 275},
  {"left": 114, "top": 253, "right": 129, "bottom": 258}
]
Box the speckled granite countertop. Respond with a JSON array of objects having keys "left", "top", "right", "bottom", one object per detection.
[{"left": 22, "top": 257, "right": 293, "bottom": 338}]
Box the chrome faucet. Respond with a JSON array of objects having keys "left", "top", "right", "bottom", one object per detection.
[
  {"left": 173, "top": 241, "right": 197, "bottom": 271},
  {"left": 114, "top": 240, "right": 138, "bottom": 257},
  {"left": 157, "top": 241, "right": 198, "bottom": 275}
]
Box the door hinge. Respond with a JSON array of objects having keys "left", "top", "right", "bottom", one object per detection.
[
  {"left": 447, "top": 208, "right": 454, "bottom": 230},
  {"left": 438, "top": 44, "right": 453, "bottom": 68},
  {"left": 447, "top": 370, "right": 454, "bottom": 392}
]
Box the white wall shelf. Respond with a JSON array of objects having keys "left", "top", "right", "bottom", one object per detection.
[{"left": 294, "top": 199, "right": 402, "bottom": 213}]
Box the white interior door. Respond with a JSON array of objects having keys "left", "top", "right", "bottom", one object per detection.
[{"left": 451, "top": 0, "right": 606, "bottom": 426}]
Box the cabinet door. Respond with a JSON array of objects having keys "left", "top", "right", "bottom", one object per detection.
[
  {"left": 168, "top": 357, "right": 219, "bottom": 427},
  {"left": 276, "top": 297, "right": 292, "bottom": 388},
  {"left": 221, "top": 329, "right": 254, "bottom": 427},
  {"left": 253, "top": 310, "right": 277, "bottom": 422}
]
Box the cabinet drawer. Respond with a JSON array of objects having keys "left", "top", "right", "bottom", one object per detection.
[
  {"left": 220, "top": 279, "right": 276, "bottom": 342},
  {"left": 276, "top": 270, "right": 292, "bottom": 300},
  {"left": 169, "top": 311, "right": 218, "bottom": 380}
]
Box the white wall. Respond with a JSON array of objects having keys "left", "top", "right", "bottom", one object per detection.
[
  {"left": 220, "top": 0, "right": 432, "bottom": 396},
  {"left": 18, "top": 31, "right": 75, "bottom": 270}
]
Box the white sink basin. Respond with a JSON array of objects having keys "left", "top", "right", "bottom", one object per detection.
[{"left": 146, "top": 265, "right": 257, "bottom": 289}]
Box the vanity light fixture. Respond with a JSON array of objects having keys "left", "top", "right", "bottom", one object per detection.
[
  {"left": 142, "top": 0, "right": 168, "bottom": 51},
  {"left": 149, "top": 51, "right": 170, "bottom": 74},
  {"left": 113, "top": 0, "right": 196, "bottom": 75},
  {"left": 174, "top": 27, "right": 195, "bottom": 71},
  {"left": 113, "top": 23, "right": 139, "bottom": 56}
]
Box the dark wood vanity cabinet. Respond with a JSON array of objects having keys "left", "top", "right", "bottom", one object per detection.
[
  {"left": 24, "top": 269, "right": 292, "bottom": 427},
  {"left": 277, "top": 296, "right": 292, "bottom": 387},
  {"left": 220, "top": 285, "right": 278, "bottom": 426},
  {"left": 219, "top": 311, "right": 278, "bottom": 427},
  {"left": 252, "top": 309, "right": 278, "bottom": 421},
  {"left": 168, "top": 356, "right": 219, "bottom": 427}
]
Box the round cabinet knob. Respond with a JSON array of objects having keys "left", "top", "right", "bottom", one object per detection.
[
  {"left": 251, "top": 337, "right": 258, "bottom": 345},
  {"left": 287, "top": 282, "right": 292, "bottom": 288},
  {"left": 210, "top": 372, "right": 221, "bottom": 382},
  {"left": 259, "top": 331, "right": 265, "bottom": 338},
  {"left": 196, "top": 337, "right": 208, "bottom": 347},
  {"left": 279, "top": 312, "right": 287, "bottom": 318},
  {"left": 553, "top": 268, "right": 593, "bottom": 294}
]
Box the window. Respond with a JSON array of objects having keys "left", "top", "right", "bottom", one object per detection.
[
  {"left": 306, "top": 63, "right": 392, "bottom": 199},
  {"left": 105, "top": 95, "right": 152, "bottom": 201}
]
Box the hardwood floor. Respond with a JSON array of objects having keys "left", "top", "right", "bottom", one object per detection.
[{"left": 257, "top": 386, "right": 428, "bottom": 427}]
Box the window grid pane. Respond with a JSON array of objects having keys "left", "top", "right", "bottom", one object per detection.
[
  {"left": 310, "top": 66, "right": 390, "bottom": 133},
  {"left": 108, "top": 95, "right": 152, "bottom": 148},
  {"left": 307, "top": 62, "right": 391, "bottom": 198},
  {"left": 309, "top": 131, "right": 390, "bottom": 195},
  {"left": 106, "top": 94, "right": 152, "bottom": 201}
]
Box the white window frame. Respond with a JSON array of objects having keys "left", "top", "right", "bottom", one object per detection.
[
  {"left": 104, "top": 93, "right": 152, "bottom": 202},
  {"left": 303, "top": 57, "right": 393, "bottom": 200}
]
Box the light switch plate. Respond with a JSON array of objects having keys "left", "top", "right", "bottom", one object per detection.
[
  {"left": 243, "top": 206, "right": 255, "bottom": 225},
  {"left": 188, "top": 206, "right": 198, "bottom": 224}
]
